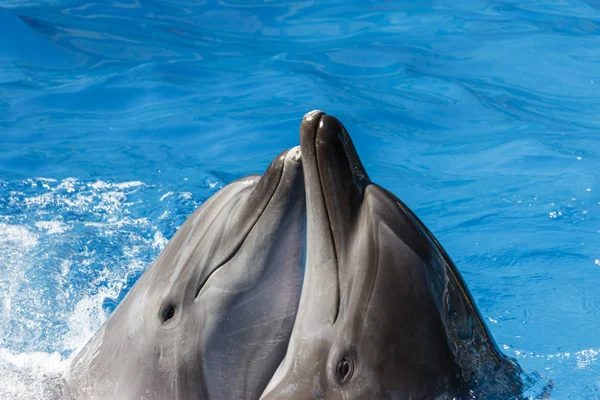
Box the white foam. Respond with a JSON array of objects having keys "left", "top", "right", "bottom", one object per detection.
[
  {"left": 56, "top": 178, "right": 77, "bottom": 193},
  {"left": 0, "top": 223, "right": 39, "bottom": 250},
  {"left": 23, "top": 193, "right": 54, "bottom": 207},
  {"left": 152, "top": 231, "right": 168, "bottom": 250},
  {"left": 62, "top": 292, "right": 110, "bottom": 354},
  {"left": 0, "top": 175, "right": 195, "bottom": 397},
  {"left": 513, "top": 347, "right": 600, "bottom": 368},
  {"left": 208, "top": 180, "right": 221, "bottom": 189},
  {"left": 89, "top": 180, "right": 111, "bottom": 190},
  {"left": 34, "top": 221, "right": 69, "bottom": 235},
  {"left": 160, "top": 191, "right": 174, "bottom": 201},
  {"left": 84, "top": 217, "right": 149, "bottom": 230},
  {"left": 576, "top": 348, "right": 599, "bottom": 369},
  {"left": 114, "top": 181, "right": 145, "bottom": 190},
  {"left": 60, "top": 260, "right": 71, "bottom": 278},
  {"left": 0, "top": 348, "right": 67, "bottom": 400}
]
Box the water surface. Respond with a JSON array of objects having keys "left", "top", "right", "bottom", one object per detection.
[{"left": 1, "top": 1, "right": 599, "bottom": 398}]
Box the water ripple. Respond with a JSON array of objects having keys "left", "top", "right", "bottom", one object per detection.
[{"left": 1, "top": 1, "right": 600, "bottom": 398}]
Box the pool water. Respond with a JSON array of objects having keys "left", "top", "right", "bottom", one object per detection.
[{"left": 1, "top": 1, "right": 599, "bottom": 398}]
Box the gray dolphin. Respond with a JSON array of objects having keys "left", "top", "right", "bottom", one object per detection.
[
  {"left": 261, "top": 111, "right": 524, "bottom": 400},
  {"left": 65, "top": 147, "right": 305, "bottom": 400}
]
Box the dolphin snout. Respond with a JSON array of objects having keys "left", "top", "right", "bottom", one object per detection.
[{"left": 287, "top": 145, "right": 302, "bottom": 163}]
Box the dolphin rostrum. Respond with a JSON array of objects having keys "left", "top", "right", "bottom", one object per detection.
[
  {"left": 65, "top": 147, "right": 305, "bottom": 400},
  {"left": 261, "top": 111, "right": 524, "bottom": 399}
]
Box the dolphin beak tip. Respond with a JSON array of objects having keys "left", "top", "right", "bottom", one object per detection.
[
  {"left": 315, "top": 115, "right": 344, "bottom": 146},
  {"left": 303, "top": 110, "right": 325, "bottom": 122},
  {"left": 289, "top": 146, "right": 302, "bottom": 162}
]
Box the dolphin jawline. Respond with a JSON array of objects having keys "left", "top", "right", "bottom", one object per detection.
[{"left": 193, "top": 149, "right": 293, "bottom": 301}]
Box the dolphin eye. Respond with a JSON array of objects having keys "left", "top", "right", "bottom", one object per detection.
[
  {"left": 335, "top": 356, "right": 354, "bottom": 385},
  {"left": 159, "top": 303, "right": 176, "bottom": 323}
]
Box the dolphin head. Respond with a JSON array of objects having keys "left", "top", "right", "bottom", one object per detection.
[
  {"left": 66, "top": 147, "right": 306, "bottom": 400},
  {"left": 262, "top": 111, "right": 523, "bottom": 400}
]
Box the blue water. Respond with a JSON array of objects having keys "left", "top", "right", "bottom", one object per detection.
[{"left": 0, "top": 0, "right": 599, "bottom": 398}]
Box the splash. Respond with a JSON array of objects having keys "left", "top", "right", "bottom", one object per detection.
[
  {"left": 0, "top": 176, "right": 220, "bottom": 398},
  {"left": 0, "top": 348, "right": 67, "bottom": 400}
]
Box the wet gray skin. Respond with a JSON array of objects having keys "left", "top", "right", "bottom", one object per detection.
[
  {"left": 64, "top": 147, "right": 305, "bottom": 400},
  {"left": 261, "top": 111, "right": 524, "bottom": 400}
]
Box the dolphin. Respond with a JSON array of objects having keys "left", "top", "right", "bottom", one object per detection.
[
  {"left": 261, "top": 111, "right": 524, "bottom": 399},
  {"left": 64, "top": 147, "right": 305, "bottom": 400}
]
